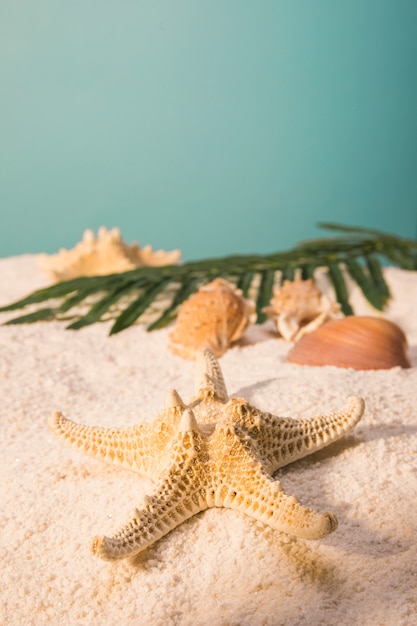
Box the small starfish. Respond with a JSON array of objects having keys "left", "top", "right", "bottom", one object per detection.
[{"left": 48, "top": 349, "right": 364, "bottom": 561}]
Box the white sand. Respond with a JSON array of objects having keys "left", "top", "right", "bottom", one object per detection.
[{"left": 1, "top": 256, "right": 416, "bottom": 626}]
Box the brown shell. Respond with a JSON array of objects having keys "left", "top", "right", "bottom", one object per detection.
[
  {"left": 168, "top": 278, "right": 256, "bottom": 359},
  {"left": 287, "top": 316, "right": 411, "bottom": 370}
]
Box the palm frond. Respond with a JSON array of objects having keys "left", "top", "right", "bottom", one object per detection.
[
  {"left": 1, "top": 223, "right": 416, "bottom": 334},
  {"left": 256, "top": 270, "right": 276, "bottom": 323},
  {"left": 327, "top": 262, "right": 354, "bottom": 316}
]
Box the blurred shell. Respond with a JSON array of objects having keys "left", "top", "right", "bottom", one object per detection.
[
  {"left": 168, "top": 278, "right": 256, "bottom": 359},
  {"left": 287, "top": 316, "right": 411, "bottom": 370},
  {"left": 263, "top": 277, "right": 341, "bottom": 342},
  {"left": 37, "top": 227, "right": 181, "bottom": 282}
]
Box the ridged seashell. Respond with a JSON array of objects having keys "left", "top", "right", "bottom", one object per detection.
[
  {"left": 263, "top": 277, "right": 341, "bottom": 342},
  {"left": 287, "top": 316, "right": 411, "bottom": 370},
  {"left": 168, "top": 278, "right": 256, "bottom": 359},
  {"left": 37, "top": 227, "right": 181, "bottom": 282}
]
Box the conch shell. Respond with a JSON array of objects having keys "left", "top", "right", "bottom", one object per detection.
[
  {"left": 287, "top": 316, "right": 411, "bottom": 370},
  {"left": 37, "top": 227, "right": 181, "bottom": 282},
  {"left": 168, "top": 278, "right": 256, "bottom": 359},
  {"left": 263, "top": 277, "right": 341, "bottom": 341}
]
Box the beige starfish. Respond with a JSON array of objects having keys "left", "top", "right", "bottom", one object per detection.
[
  {"left": 37, "top": 226, "right": 181, "bottom": 282},
  {"left": 48, "top": 349, "right": 364, "bottom": 561}
]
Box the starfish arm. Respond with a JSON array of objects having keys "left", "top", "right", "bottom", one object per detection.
[
  {"left": 91, "top": 482, "right": 207, "bottom": 561},
  {"left": 194, "top": 348, "right": 228, "bottom": 402},
  {"left": 217, "top": 462, "right": 337, "bottom": 540},
  {"left": 48, "top": 411, "right": 160, "bottom": 477},
  {"left": 91, "top": 422, "right": 208, "bottom": 560},
  {"left": 254, "top": 395, "right": 365, "bottom": 473}
]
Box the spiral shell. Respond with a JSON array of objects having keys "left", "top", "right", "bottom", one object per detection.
[
  {"left": 263, "top": 277, "right": 341, "bottom": 342},
  {"left": 287, "top": 316, "right": 411, "bottom": 370},
  {"left": 168, "top": 278, "right": 256, "bottom": 359}
]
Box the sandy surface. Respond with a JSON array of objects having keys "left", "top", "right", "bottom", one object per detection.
[{"left": 1, "top": 256, "right": 416, "bottom": 626}]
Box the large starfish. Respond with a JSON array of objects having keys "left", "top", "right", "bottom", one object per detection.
[{"left": 48, "top": 349, "right": 364, "bottom": 561}]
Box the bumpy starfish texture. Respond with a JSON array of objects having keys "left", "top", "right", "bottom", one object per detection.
[{"left": 48, "top": 349, "right": 365, "bottom": 561}]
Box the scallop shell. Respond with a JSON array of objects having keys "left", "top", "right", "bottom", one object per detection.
[
  {"left": 168, "top": 278, "right": 256, "bottom": 359},
  {"left": 263, "top": 277, "right": 341, "bottom": 342},
  {"left": 287, "top": 316, "right": 411, "bottom": 370},
  {"left": 37, "top": 227, "right": 181, "bottom": 281}
]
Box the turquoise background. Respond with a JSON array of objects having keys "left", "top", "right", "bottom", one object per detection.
[{"left": 1, "top": 1, "right": 416, "bottom": 261}]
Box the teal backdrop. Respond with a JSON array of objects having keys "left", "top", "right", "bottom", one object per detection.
[{"left": 1, "top": 1, "right": 416, "bottom": 261}]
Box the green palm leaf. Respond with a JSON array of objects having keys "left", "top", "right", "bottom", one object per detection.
[
  {"left": 344, "top": 259, "right": 386, "bottom": 311},
  {"left": 365, "top": 254, "right": 391, "bottom": 302},
  {"left": 66, "top": 282, "right": 139, "bottom": 330},
  {"left": 256, "top": 270, "right": 276, "bottom": 323},
  {"left": 147, "top": 276, "right": 202, "bottom": 331},
  {"left": 1, "top": 223, "right": 415, "bottom": 334},
  {"left": 4, "top": 307, "right": 59, "bottom": 325},
  {"left": 327, "top": 262, "right": 354, "bottom": 316},
  {"left": 110, "top": 278, "right": 172, "bottom": 334}
]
